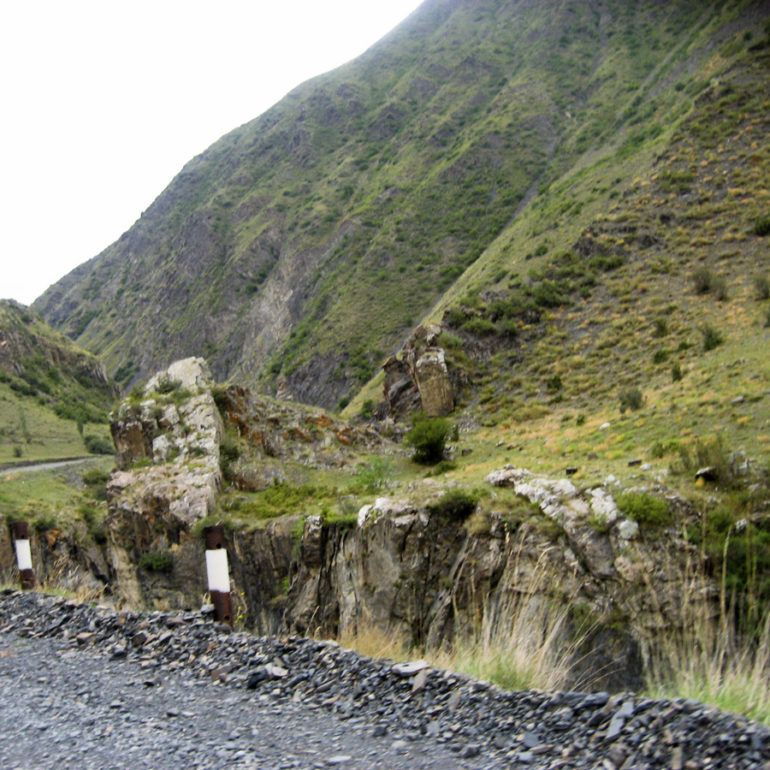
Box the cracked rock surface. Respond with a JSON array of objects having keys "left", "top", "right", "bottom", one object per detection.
[{"left": 1, "top": 591, "right": 769, "bottom": 769}]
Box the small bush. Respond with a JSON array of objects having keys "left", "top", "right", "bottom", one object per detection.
[
  {"left": 404, "top": 414, "right": 452, "bottom": 465},
  {"left": 754, "top": 275, "right": 770, "bottom": 301},
  {"left": 701, "top": 324, "right": 724, "bottom": 352},
  {"left": 155, "top": 376, "right": 181, "bottom": 395},
  {"left": 753, "top": 214, "right": 770, "bottom": 236},
  {"left": 616, "top": 492, "right": 673, "bottom": 528},
  {"left": 428, "top": 489, "right": 479, "bottom": 521},
  {"left": 84, "top": 434, "right": 113, "bottom": 455},
  {"left": 425, "top": 460, "right": 458, "bottom": 477},
  {"left": 82, "top": 468, "right": 110, "bottom": 500},
  {"left": 619, "top": 387, "right": 644, "bottom": 413},
  {"left": 650, "top": 439, "right": 679, "bottom": 459},
  {"left": 671, "top": 362, "right": 683, "bottom": 382},
  {"left": 712, "top": 276, "right": 728, "bottom": 302},
  {"left": 462, "top": 317, "right": 498, "bottom": 337},
  {"left": 653, "top": 317, "right": 669, "bottom": 338},
  {"left": 359, "top": 399, "right": 376, "bottom": 420},
  {"left": 693, "top": 267, "right": 714, "bottom": 294},
  {"left": 653, "top": 349, "right": 668, "bottom": 364},
  {"left": 673, "top": 438, "right": 740, "bottom": 489},
  {"left": 138, "top": 550, "right": 174, "bottom": 573},
  {"left": 354, "top": 457, "right": 392, "bottom": 493},
  {"left": 12, "top": 446, "right": 22, "bottom": 458}
]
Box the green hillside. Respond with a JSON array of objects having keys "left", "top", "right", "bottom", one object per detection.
[
  {"left": 34, "top": 0, "right": 768, "bottom": 412},
  {"left": 0, "top": 301, "right": 115, "bottom": 463}
]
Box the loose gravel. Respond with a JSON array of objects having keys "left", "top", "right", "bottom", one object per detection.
[{"left": 1, "top": 590, "right": 769, "bottom": 769}]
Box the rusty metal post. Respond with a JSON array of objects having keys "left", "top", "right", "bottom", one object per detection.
[
  {"left": 11, "top": 521, "right": 35, "bottom": 590},
  {"left": 203, "top": 525, "right": 232, "bottom": 625}
]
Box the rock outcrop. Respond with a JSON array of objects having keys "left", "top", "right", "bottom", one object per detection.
[
  {"left": 383, "top": 325, "right": 454, "bottom": 418},
  {"left": 106, "top": 358, "right": 223, "bottom": 606}
]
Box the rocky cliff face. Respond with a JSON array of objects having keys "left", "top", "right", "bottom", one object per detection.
[{"left": 105, "top": 358, "right": 223, "bottom": 607}]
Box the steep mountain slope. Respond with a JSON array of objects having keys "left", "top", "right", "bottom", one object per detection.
[
  {"left": 0, "top": 300, "right": 116, "bottom": 462},
  {"left": 34, "top": 0, "right": 766, "bottom": 409}
]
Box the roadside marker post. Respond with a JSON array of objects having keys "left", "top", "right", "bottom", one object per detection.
[
  {"left": 203, "top": 525, "right": 233, "bottom": 625},
  {"left": 11, "top": 521, "right": 35, "bottom": 590}
]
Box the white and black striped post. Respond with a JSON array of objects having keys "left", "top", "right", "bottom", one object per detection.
[
  {"left": 11, "top": 521, "right": 35, "bottom": 590},
  {"left": 203, "top": 525, "right": 232, "bottom": 625}
]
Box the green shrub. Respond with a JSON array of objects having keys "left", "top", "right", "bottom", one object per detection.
[
  {"left": 754, "top": 275, "right": 770, "bottom": 301},
  {"left": 616, "top": 492, "right": 673, "bottom": 528},
  {"left": 752, "top": 214, "right": 770, "bottom": 236},
  {"left": 673, "top": 438, "right": 740, "bottom": 489},
  {"left": 700, "top": 324, "right": 724, "bottom": 352},
  {"left": 154, "top": 376, "right": 181, "bottom": 395},
  {"left": 653, "top": 349, "right": 668, "bottom": 364},
  {"left": 619, "top": 387, "right": 644, "bottom": 413},
  {"left": 693, "top": 267, "right": 714, "bottom": 294},
  {"left": 359, "top": 399, "right": 376, "bottom": 419},
  {"left": 653, "top": 317, "right": 668, "bottom": 338},
  {"left": 650, "top": 439, "right": 679, "bottom": 459},
  {"left": 138, "top": 550, "right": 174, "bottom": 573},
  {"left": 404, "top": 414, "right": 452, "bottom": 465},
  {"left": 354, "top": 457, "right": 392, "bottom": 492},
  {"left": 82, "top": 467, "right": 110, "bottom": 500},
  {"left": 712, "top": 276, "right": 728, "bottom": 301},
  {"left": 428, "top": 489, "right": 479, "bottom": 521},
  {"left": 84, "top": 434, "right": 113, "bottom": 455},
  {"left": 12, "top": 446, "right": 22, "bottom": 458},
  {"left": 671, "top": 362, "right": 683, "bottom": 382},
  {"left": 425, "top": 460, "right": 458, "bottom": 477},
  {"left": 462, "top": 317, "right": 497, "bottom": 337}
]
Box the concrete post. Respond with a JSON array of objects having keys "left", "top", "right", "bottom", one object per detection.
[
  {"left": 203, "top": 525, "right": 232, "bottom": 625},
  {"left": 11, "top": 521, "right": 35, "bottom": 590}
]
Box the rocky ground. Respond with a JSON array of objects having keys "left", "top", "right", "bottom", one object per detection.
[{"left": 1, "top": 591, "right": 769, "bottom": 770}]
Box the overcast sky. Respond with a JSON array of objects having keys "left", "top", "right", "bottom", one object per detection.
[{"left": 0, "top": 0, "right": 423, "bottom": 305}]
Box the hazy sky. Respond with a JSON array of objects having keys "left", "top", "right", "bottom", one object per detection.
[{"left": 0, "top": 0, "right": 423, "bottom": 305}]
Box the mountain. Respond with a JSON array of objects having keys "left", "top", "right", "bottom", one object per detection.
[
  {"left": 0, "top": 300, "right": 116, "bottom": 462},
  {"left": 34, "top": 0, "right": 769, "bottom": 413}
]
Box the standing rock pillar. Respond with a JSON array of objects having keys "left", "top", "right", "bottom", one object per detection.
[
  {"left": 11, "top": 521, "right": 35, "bottom": 590},
  {"left": 204, "top": 525, "right": 233, "bottom": 625}
]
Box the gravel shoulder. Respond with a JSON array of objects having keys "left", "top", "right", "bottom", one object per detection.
[
  {"left": 1, "top": 591, "right": 769, "bottom": 770},
  {"left": 0, "top": 633, "right": 457, "bottom": 770}
]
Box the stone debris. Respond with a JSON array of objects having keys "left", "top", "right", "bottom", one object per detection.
[{"left": 1, "top": 590, "right": 768, "bottom": 769}]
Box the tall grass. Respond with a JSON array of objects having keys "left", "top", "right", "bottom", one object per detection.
[
  {"left": 339, "top": 548, "right": 594, "bottom": 692},
  {"left": 429, "top": 588, "right": 590, "bottom": 691},
  {"left": 643, "top": 551, "right": 770, "bottom": 725}
]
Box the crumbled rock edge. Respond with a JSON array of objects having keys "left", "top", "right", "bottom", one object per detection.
[{"left": 1, "top": 592, "right": 768, "bottom": 769}]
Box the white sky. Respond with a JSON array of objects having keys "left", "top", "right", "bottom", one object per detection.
[{"left": 0, "top": 0, "right": 423, "bottom": 305}]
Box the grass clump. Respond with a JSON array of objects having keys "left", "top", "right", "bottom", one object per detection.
[
  {"left": 138, "top": 550, "right": 174, "bottom": 573},
  {"left": 754, "top": 275, "right": 770, "bottom": 301},
  {"left": 693, "top": 267, "right": 714, "bottom": 294},
  {"left": 753, "top": 214, "right": 770, "bottom": 236},
  {"left": 673, "top": 438, "right": 741, "bottom": 489},
  {"left": 353, "top": 457, "right": 393, "bottom": 493},
  {"left": 616, "top": 491, "right": 673, "bottom": 528},
  {"left": 404, "top": 414, "right": 452, "bottom": 465},
  {"left": 428, "top": 489, "right": 479, "bottom": 521},
  {"left": 84, "top": 434, "right": 113, "bottom": 455},
  {"left": 619, "top": 386, "right": 644, "bottom": 413},
  {"left": 700, "top": 323, "right": 724, "bottom": 352}
]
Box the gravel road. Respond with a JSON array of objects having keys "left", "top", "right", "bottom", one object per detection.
[
  {"left": 0, "top": 632, "right": 466, "bottom": 770},
  {"left": 0, "top": 457, "right": 93, "bottom": 476},
  {"left": 1, "top": 591, "right": 769, "bottom": 770}
]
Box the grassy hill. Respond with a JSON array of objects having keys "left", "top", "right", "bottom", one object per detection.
[
  {"left": 0, "top": 300, "right": 115, "bottom": 463},
  {"left": 33, "top": 0, "right": 768, "bottom": 411}
]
